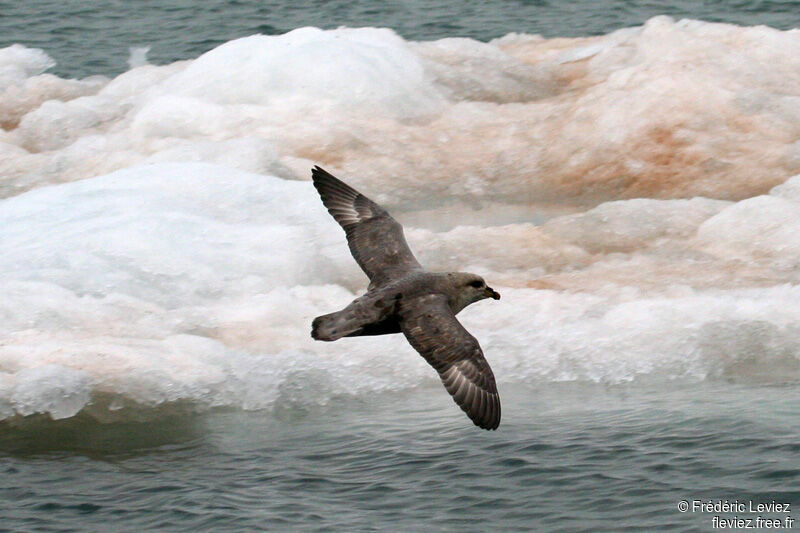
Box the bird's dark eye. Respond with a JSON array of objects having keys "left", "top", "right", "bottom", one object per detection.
[{"left": 468, "top": 280, "right": 483, "bottom": 288}]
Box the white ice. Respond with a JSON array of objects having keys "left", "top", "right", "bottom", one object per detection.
[
  {"left": 1, "top": 163, "right": 799, "bottom": 420},
  {"left": 1, "top": 17, "right": 799, "bottom": 202},
  {"left": 2, "top": 18, "right": 800, "bottom": 420}
]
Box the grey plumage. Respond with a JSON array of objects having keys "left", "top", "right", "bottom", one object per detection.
[{"left": 310, "top": 166, "right": 501, "bottom": 431}]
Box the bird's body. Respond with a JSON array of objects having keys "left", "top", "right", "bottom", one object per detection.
[
  {"left": 310, "top": 166, "right": 502, "bottom": 430},
  {"left": 312, "top": 271, "right": 494, "bottom": 340}
]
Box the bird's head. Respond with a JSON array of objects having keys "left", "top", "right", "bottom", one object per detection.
[{"left": 450, "top": 272, "right": 500, "bottom": 311}]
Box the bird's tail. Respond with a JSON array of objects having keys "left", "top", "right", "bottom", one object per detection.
[
  {"left": 312, "top": 290, "right": 402, "bottom": 342},
  {"left": 311, "top": 310, "right": 362, "bottom": 341}
]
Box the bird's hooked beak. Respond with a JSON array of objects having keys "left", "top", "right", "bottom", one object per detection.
[{"left": 485, "top": 286, "right": 501, "bottom": 300}]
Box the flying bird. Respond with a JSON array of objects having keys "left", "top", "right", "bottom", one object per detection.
[{"left": 310, "top": 166, "right": 502, "bottom": 430}]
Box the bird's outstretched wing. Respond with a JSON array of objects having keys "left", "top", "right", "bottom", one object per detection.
[
  {"left": 312, "top": 166, "right": 422, "bottom": 287},
  {"left": 398, "top": 293, "right": 501, "bottom": 430}
]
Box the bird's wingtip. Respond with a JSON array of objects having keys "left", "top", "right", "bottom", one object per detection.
[
  {"left": 311, "top": 165, "right": 332, "bottom": 179},
  {"left": 476, "top": 418, "right": 500, "bottom": 431}
]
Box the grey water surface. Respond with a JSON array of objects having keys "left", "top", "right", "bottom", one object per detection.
[
  {"left": 2, "top": 383, "right": 798, "bottom": 532},
  {"left": 1, "top": 0, "right": 800, "bottom": 77}
]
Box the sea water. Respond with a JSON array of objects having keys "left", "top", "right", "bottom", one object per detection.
[{"left": 1, "top": 2, "right": 799, "bottom": 531}]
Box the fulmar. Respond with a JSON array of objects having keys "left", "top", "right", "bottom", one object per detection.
[{"left": 310, "top": 166, "right": 502, "bottom": 430}]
